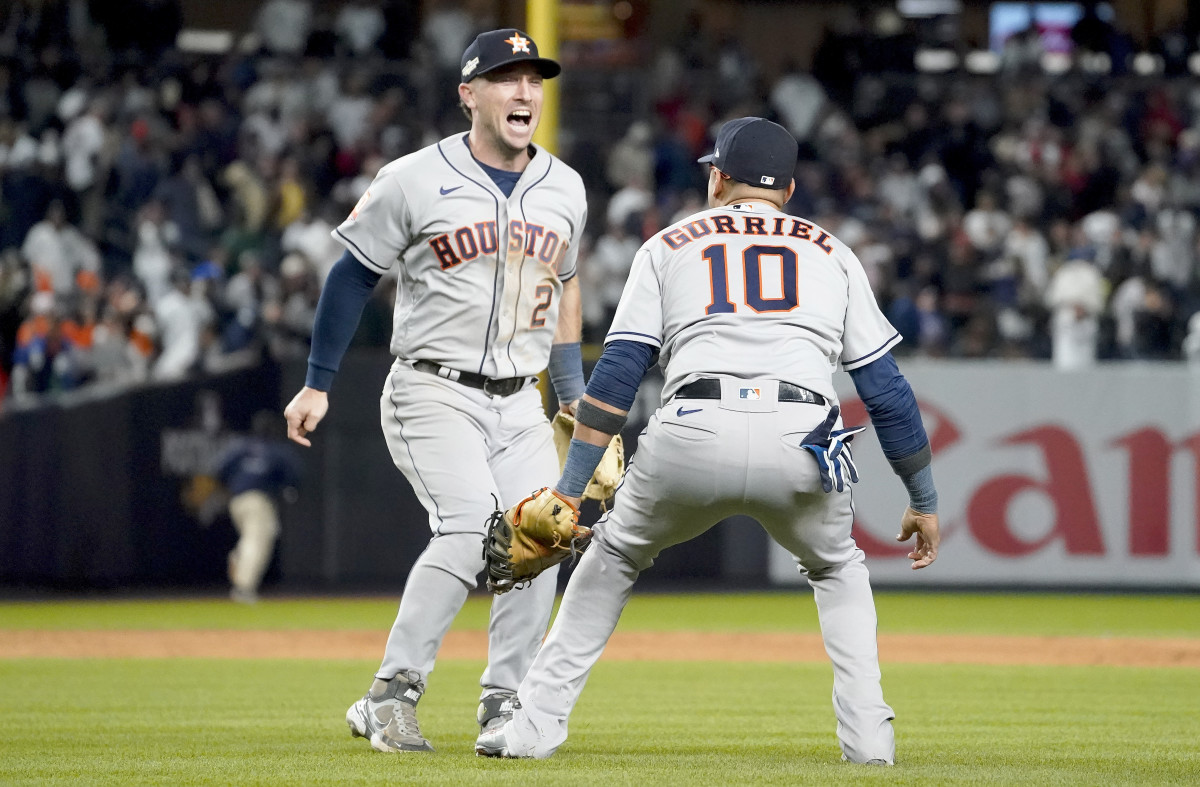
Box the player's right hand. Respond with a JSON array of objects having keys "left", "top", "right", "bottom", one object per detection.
[
  {"left": 284, "top": 387, "right": 329, "bottom": 447},
  {"left": 896, "top": 507, "right": 939, "bottom": 570}
]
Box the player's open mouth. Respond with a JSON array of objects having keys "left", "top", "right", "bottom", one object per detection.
[{"left": 507, "top": 109, "right": 532, "bottom": 129}]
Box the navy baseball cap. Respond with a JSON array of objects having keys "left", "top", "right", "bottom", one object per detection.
[
  {"left": 698, "top": 117, "right": 798, "bottom": 189},
  {"left": 460, "top": 28, "right": 561, "bottom": 83}
]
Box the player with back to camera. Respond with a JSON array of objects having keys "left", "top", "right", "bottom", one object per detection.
[
  {"left": 476, "top": 117, "right": 941, "bottom": 764},
  {"left": 283, "top": 28, "right": 589, "bottom": 753}
]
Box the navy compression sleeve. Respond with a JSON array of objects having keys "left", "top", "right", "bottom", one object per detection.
[
  {"left": 306, "top": 250, "right": 383, "bottom": 390},
  {"left": 554, "top": 340, "right": 654, "bottom": 499},
  {"left": 585, "top": 339, "right": 656, "bottom": 410},
  {"left": 849, "top": 352, "right": 937, "bottom": 512},
  {"left": 847, "top": 352, "right": 930, "bottom": 476}
]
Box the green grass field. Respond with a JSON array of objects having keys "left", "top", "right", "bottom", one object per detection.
[{"left": 2, "top": 592, "right": 1199, "bottom": 786}]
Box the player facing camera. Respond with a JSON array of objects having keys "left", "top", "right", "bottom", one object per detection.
[{"left": 456, "top": 28, "right": 560, "bottom": 149}]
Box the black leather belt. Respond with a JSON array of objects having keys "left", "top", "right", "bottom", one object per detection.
[
  {"left": 674, "top": 378, "right": 826, "bottom": 406},
  {"left": 412, "top": 360, "right": 530, "bottom": 397}
]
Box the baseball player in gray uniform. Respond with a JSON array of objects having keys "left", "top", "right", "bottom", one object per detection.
[
  {"left": 477, "top": 118, "right": 941, "bottom": 764},
  {"left": 283, "top": 29, "right": 588, "bottom": 753}
]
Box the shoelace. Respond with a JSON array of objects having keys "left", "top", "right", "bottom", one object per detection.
[{"left": 390, "top": 700, "right": 424, "bottom": 738}]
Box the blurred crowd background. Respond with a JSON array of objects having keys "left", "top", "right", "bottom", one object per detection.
[{"left": 4, "top": 0, "right": 1200, "bottom": 409}]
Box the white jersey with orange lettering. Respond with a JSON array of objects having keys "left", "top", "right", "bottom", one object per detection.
[
  {"left": 328, "top": 131, "right": 587, "bottom": 725},
  {"left": 606, "top": 201, "right": 900, "bottom": 402},
  {"left": 494, "top": 199, "right": 902, "bottom": 765},
  {"left": 334, "top": 132, "right": 586, "bottom": 378}
]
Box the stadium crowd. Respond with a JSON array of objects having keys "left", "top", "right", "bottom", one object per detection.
[{"left": 3, "top": 1, "right": 1200, "bottom": 407}]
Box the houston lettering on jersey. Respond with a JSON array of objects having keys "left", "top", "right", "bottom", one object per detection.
[
  {"left": 428, "top": 220, "right": 568, "bottom": 271},
  {"left": 661, "top": 214, "right": 835, "bottom": 255}
]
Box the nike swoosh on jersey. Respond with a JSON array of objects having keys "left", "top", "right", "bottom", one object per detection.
[
  {"left": 439, "top": 185, "right": 463, "bottom": 195},
  {"left": 676, "top": 406, "right": 702, "bottom": 417}
]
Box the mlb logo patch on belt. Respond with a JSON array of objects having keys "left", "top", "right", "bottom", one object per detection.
[{"left": 740, "top": 387, "right": 762, "bottom": 400}]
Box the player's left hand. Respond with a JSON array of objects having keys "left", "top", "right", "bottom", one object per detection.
[
  {"left": 800, "top": 405, "right": 866, "bottom": 493},
  {"left": 896, "top": 507, "right": 939, "bottom": 570},
  {"left": 284, "top": 386, "right": 329, "bottom": 447},
  {"left": 482, "top": 487, "right": 592, "bottom": 593}
]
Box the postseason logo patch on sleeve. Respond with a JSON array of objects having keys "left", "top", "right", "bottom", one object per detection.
[{"left": 350, "top": 189, "right": 371, "bottom": 221}]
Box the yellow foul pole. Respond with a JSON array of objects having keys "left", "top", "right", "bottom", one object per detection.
[{"left": 527, "top": 0, "right": 560, "bottom": 155}]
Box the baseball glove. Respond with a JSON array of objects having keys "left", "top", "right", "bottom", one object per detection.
[
  {"left": 551, "top": 411, "right": 625, "bottom": 509},
  {"left": 482, "top": 487, "right": 592, "bottom": 594}
]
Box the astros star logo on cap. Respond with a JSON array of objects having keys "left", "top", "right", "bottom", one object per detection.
[{"left": 505, "top": 33, "right": 531, "bottom": 54}]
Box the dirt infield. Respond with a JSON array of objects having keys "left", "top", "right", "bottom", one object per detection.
[{"left": 3, "top": 630, "right": 1199, "bottom": 667}]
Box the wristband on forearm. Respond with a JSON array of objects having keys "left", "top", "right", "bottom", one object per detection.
[
  {"left": 575, "top": 398, "right": 628, "bottom": 435},
  {"left": 901, "top": 464, "right": 938, "bottom": 514},
  {"left": 556, "top": 438, "right": 607, "bottom": 498},
  {"left": 548, "top": 342, "right": 585, "bottom": 405}
]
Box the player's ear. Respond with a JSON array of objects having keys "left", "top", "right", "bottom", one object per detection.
[
  {"left": 708, "top": 167, "right": 725, "bottom": 201},
  {"left": 458, "top": 82, "right": 475, "bottom": 111},
  {"left": 784, "top": 178, "right": 796, "bottom": 204}
]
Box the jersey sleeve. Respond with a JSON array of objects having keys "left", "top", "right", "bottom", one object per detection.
[
  {"left": 838, "top": 246, "right": 901, "bottom": 370},
  {"left": 605, "top": 247, "right": 663, "bottom": 348},
  {"left": 557, "top": 205, "right": 586, "bottom": 282},
  {"left": 332, "top": 168, "right": 412, "bottom": 274}
]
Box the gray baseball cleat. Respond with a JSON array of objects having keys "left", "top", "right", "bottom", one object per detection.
[
  {"left": 476, "top": 691, "right": 519, "bottom": 736},
  {"left": 346, "top": 671, "right": 435, "bottom": 753},
  {"left": 475, "top": 722, "right": 522, "bottom": 758}
]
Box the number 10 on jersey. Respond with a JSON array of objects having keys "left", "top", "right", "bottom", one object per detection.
[{"left": 704, "top": 243, "right": 798, "bottom": 314}]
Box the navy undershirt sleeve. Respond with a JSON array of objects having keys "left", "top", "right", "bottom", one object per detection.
[
  {"left": 847, "top": 352, "right": 931, "bottom": 476},
  {"left": 306, "top": 249, "right": 383, "bottom": 390},
  {"left": 585, "top": 340, "right": 656, "bottom": 411}
]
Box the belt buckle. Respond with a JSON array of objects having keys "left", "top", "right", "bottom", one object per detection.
[{"left": 483, "top": 377, "right": 510, "bottom": 397}]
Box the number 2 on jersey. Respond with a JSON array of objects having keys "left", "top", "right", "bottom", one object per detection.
[
  {"left": 531, "top": 284, "right": 553, "bottom": 327},
  {"left": 704, "top": 244, "right": 798, "bottom": 314}
]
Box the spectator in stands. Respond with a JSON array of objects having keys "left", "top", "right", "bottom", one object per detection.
[
  {"left": 335, "top": 0, "right": 386, "bottom": 56},
  {"left": 270, "top": 155, "right": 307, "bottom": 230},
  {"left": 216, "top": 410, "right": 302, "bottom": 603},
  {"left": 21, "top": 200, "right": 101, "bottom": 296},
  {"left": 605, "top": 120, "right": 654, "bottom": 195},
  {"left": 10, "top": 290, "right": 84, "bottom": 398},
  {"left": 281, "top": 205, "right": 342, "bottom": 282},
  {"left": 325, "top": 72, "right": 374, "bottom": 151},
  {"left": 151, "top": 268, "right": 201, "bottom": 381},
  {"left": 1183, "top": 312, "right": 1200, "bottom": 364},
  {"left": 222, "top": 251, "right": 273, "bottom": 353},
  {"left": 61, "top": 95, "right": 110, "bottom": 237},
  {"left": 583, "top": 216, "right": 642, "bottom": 340},
  {"left": 1045, "top": 249, "right": 1107, "bottom": 370},
  {"left": 1004, "top": 216, "right": 1051, "bottom": 298},
  {"left": 132, "top": 199, "right": 180, "bottom": 304},
  {"left": 255, "top": 0, "right": 313, "bottom": 57},
  {"left": 605, "top": 171, "right": 653, "bottom": 237},
  {"left": 89, "top": 303, "right": 148, "bottom": 386},
  {"left": 154, "top": 155, "right": 223, "bottom": 262},
  {"left": 262, "top": 253, "right": 317, "bottom": 359},
  {"left": 963, "top": 191, "right": 1012, "bottom": 257},
  {"left": 110, "top": 117, "right": 165, "bottom": 236}
]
